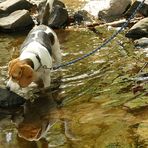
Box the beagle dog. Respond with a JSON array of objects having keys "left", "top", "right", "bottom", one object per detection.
[{"left": 6, "top": 25, "right": 61, "bottom": 91}]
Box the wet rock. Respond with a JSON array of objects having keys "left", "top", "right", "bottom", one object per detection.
[
  {"left": 83, "top": 0, "right": 131, "bottom": 21},
  {"left": 0, "top": 10, "right": 34, "bottom": 31},
  {"left": 135, "top": 37, "right": 148, "bottom": 48},
  {"left": 53, "top": 0, "right": 65, "bottom": 8},
  {"left": 0, "top": 0, "right": 33, "bottom": 17},
  {"left": 0, "top": 0, "right": 5, "bottom": 3},
  {"left": 37, "top": 0, "right": 68, "bottom": 28},
  {"left": 126, "top": 0, "right": 148, "bottom": 17},
  {"left": 48, "top": 5, "right": 68, "bottom": 29},
  {"left": 124, "top": 96, "right": 148, "bottom": 110},
  {"left": 125, "top": 18, "right": 148, "bottom": 39},
  {"left": 98, "top": 0, "right": 131, "bottom": 21},
  {"left": 0, "top": 88, "right": 25, "bottom": 108},
  {"left": 83, "top": 0, "right": 110, "bottom": 18},
  {"left": 73, "top": 10, "right": 94, "bottom": 25},
  {"left": 137, "top": 120, "right": 148, "bottom": 145}
]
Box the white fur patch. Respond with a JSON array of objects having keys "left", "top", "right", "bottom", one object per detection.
[{"left": 6, "top": 78, "right": 20, "bottom": 91}]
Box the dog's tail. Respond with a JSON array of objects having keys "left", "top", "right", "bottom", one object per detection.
[{"left": 38, "top": 0, "right": 54, "bottom": 25}]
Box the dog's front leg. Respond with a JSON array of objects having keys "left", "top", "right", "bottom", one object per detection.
[{"left": 42, "top": 69, "right": 51, "bottom": 88}]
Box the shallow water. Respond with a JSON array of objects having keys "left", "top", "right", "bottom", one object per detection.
[{"left": 0, "top": 0, "right": 148, "bottom": 148}]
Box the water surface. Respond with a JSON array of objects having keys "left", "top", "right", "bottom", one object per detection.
[{"left": 0, "top": 0, "right": 147, "bottom": 148}]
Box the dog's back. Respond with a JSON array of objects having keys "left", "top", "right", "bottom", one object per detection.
[{"left": 20, "top": 25, "right": 55, "bottom": 55}]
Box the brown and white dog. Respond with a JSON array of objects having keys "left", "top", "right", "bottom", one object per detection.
[{"left": 6, "top": 24, "right": 61, "bottom": 91}]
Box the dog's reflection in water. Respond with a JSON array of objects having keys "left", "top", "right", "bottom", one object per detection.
[{"left": 16, "top": 87, "right": 62, "bottom": 142}]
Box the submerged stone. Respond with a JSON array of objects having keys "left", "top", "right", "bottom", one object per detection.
[
  {"left": 124, "top": 96, "right": 148, "bottom": 110},
  {"left": 0, "top": 88, "right": 25, "bottom": 108},
  {"left": 137, "top": 120, "right": 148, "bottom": 145}
]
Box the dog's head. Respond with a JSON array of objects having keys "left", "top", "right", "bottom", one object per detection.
[{"left": 7, "top": 58, "right": 34, "bottom": 91}]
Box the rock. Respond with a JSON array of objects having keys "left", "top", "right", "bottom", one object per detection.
[
  {"left": 53, "top": 0, "right": 65, "bottom": 8},
  {"left": 0, "top": 88, "right": 26, "bottom": 108},
  {"left": 135, "top": 37, "right": 148, "bottom": 48},
  {"left": 37, "top": 0, "right": 68, "bottom": 28},
  {"left": 125, "top": 17, "right": 148, "bottom": 39},
  {"left": 98, "top": 0, "right": 131, "bottom": 21},
  {"left": 48, "top": 5, "right": 68, "bottom": 29},
  {"left": 0, "top": 10, "right": 34, "bottom": 31},
  {"left": 83, "top": 0, "right": 131, "bottom": 20},
  {"left": 73, "top": 10, "right": 94, "bottom": 25},
  {"left": 28, "top": 0, "right": 46, "bottom": 7},
  {"left": 0, "top": 0, "right": 5, "bottom": 3},
  {"left": 126, "top": 0, "right": 148, "bottom": 17},
  {"left": 104, "top": 19, "right": 127, "bottom": 27},
  {"left": 0, "top": 0, "right": 33, "bottom": 17},
  {"left": 83, "top": 0, "right": 110, "bottom": 18}
]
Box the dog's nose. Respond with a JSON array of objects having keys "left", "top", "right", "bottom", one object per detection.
[{"left": 6, "top": 86, "right": 10, "bottom": 91}]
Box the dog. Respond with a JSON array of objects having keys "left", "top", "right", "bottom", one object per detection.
[{"left": 6, "top": 24, "right": 61, "bottom": 91}]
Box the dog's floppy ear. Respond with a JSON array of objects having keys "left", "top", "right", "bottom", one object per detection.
[
  {"left": 19, "top": 65, "right": 34, "bottom": 87},
  {"left": 8, "top": 58, "right": 19, "bottom": 75}
]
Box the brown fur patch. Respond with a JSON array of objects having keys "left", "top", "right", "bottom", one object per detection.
[{"left": 8, "top": 59, "right": 34, "bottom": 87}]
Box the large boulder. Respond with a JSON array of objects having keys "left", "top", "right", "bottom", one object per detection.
[
  {"left": 83, "top": 0, "right": 110, "bottom": 18},
  {"left": 0, "top": 10, "right": 34, "bottom": 31},
  {"left": 0, "top": 0, "right": 33, "bottom": 17},
  {"left": 37, "top": 0, "right": 68, "bottom": 29},
  {"left": 125, "top": 17, "right": 148, "bottom": 39},
  {"left": 98, "top": 0, "right": 131, "bottom": 21},
  {"left": 126, "top": 0, "right": 148, "bottom": 17},
  {"left": 83, "top": 0, "right": 131, "bottom": 20},
  {"left": 48, "top": 5, "right": 68, "bottom": 29}
]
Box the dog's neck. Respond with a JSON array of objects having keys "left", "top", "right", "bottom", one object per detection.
[{"left": 19, "top": 51, "right": 41, "bottom": 70}]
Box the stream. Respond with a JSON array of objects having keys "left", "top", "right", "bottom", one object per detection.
[{"left": 0, "top": 0, "right": 147, "bottom": 147}]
